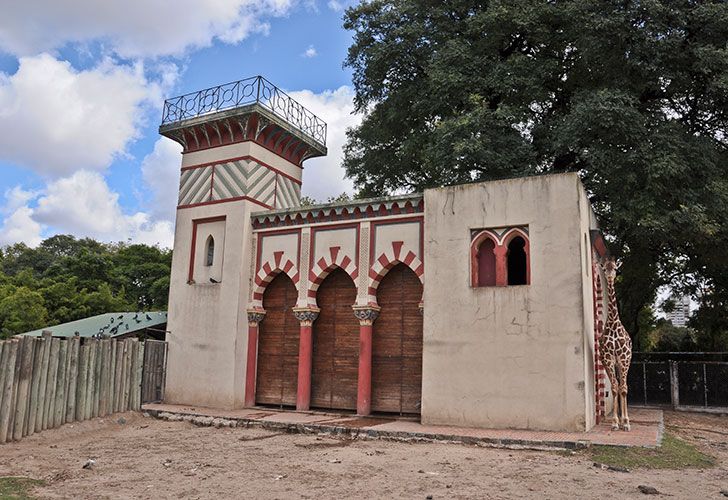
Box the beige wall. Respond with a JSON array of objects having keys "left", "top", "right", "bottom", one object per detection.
[
  {"left": 165, "top": 199, "right": 253, "bottom": 409},
  {"left": 421, "top": 173, "right": 596, "bottom": 432}
]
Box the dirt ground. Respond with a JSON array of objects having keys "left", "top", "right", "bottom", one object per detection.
[{"left": 0, "top": 411, "right": 726, "bottom": 499}]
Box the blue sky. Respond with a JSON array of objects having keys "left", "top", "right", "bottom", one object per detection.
[{"left": 0, "top": 0, "right": 360, "bottom": 248}]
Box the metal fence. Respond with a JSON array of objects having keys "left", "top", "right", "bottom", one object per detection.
[
  {"left": 628, "top": 357, "right": 728, "bottom": 411},
  {"left": 160, "top": 75, "right": 327, "bottom": 147}
]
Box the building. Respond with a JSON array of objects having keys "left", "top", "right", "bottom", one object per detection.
[
  {"left": 21, "top": 312, "right": 168, "bottom": 341},
  {"left": 666, "top": 296, "right": 691, "bottom": 327},
  {"left": 159, "top": 76, "right": 610, "bottom": 432}
]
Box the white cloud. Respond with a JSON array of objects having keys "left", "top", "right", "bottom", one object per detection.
[
  {"left": 0, "top": 187, "right": 43, "bottom": 247},
  {"left": 327, "top": 0, "right": 343, "bottom": 11},
  {"left": 289, "top": 86, "right": 360, "bottom": 201},
  {"left": 302, "top": 45, "right": 318, "bottom": 58},
  {"left": 0, "top": 54, "right": 171, "bottom": 177},
  {"left": 0, "top": 206, "right": 43, "bottom": 247},
  {"left": 0, "top": 171, "right": 174, "bottom": 248},
  {"left": 141, "top": 138, "right": 183, "bottom": 222},
  {"left": 32, "top": 171, "right": 174, "bottom": 247},
  {"left": 0, "top": 0, "right": 295, "bottom": 58}
]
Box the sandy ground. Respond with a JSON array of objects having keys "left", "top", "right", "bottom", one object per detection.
[{"left": 0, "top": 411, "right": 726, "bottom": 499}]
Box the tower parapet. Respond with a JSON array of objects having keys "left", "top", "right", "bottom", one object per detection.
[{"left": 160, "top": 75, "right": 326, "bottom": 164}]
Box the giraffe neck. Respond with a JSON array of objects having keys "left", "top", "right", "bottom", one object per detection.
[{"left": 606, "top": 277, "right": 620, "bottom": 322}]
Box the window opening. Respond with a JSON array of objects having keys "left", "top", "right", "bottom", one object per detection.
[
  {"left": 205, "top": 236, "right": 215, "bottom": 267},
  {"left": 476, "top": 238, "right": 496, "bottom": 287},
  {"left": 507, "top": 236, "right": 527, "bottom": 285}
]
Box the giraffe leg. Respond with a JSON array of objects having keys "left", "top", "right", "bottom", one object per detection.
[
  {"left": 604, "top": 362, "right": 620, "bottom": 431},
  {"left": 618, "top": 366, "right": 630, "bottom": 431}
]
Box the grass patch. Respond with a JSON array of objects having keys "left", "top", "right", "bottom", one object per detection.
[
  {"left": 0, "top": 477, "right": 44, "bottom": 500},
  {"left": 591, "top": 433, "right": 716, "bottom": 470}
]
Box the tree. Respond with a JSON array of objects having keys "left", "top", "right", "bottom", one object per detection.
[
  {"left": 0, "top": 235, "right": 172, "bottom": 336},
  {"left": 343, "top": 0, "right": 728, "bottom": 344},
  {"left": 0, "top": 287, "right": 48, "bottom": 338}
]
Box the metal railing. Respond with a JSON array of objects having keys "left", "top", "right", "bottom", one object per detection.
[{"left": 161, "top": 75, "right": 327, "bottom": 147}]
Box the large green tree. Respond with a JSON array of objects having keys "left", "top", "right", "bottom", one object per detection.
[
  {"left": 343, "top": 0, "right": 728, "bottom": 346},
  {"left": 0, "top": 235, "right": 172, "bottom": 338}
]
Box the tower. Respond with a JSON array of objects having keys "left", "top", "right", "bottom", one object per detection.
[{"left": 159, "top": 76, "right": 327, "bottom": 408}]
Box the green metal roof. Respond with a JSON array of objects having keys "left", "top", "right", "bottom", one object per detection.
[{"left": 21, "top": 311, "right": 168, "bottom": 339}]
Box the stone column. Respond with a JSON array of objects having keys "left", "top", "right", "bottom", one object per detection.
[
  {"left": 244, "top": 309, "right": 266, "bottom": 407},
  {"left": 293, "top": 307, "right": 320, "bottom": 411},
  {"left": 353, "top": 305, "right": 380, "bottom": 416},
  {"left": 494, "top": 245, "right": 508, "bottom": 286}
]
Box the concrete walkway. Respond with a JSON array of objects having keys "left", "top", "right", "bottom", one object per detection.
[{"left": 142, "top": 403, "right": 663, "bottom": 450}]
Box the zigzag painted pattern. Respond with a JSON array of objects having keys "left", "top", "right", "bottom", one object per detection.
[
  {"left": 275, "top": 175, "right": 301, "bottom": 209},
  {"left": 178, "top": 159, "right": 300, "bottom": 208},
  {"left": 178, "top": 166, "right": 213, "bottom": 206}
]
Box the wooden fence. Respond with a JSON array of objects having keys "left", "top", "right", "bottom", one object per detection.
[{"left": 0, "top": 333, "right": 144, "bottom": 444}]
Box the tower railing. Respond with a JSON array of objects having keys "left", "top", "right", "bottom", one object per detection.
[{"left": 161, "top": 75, "right": 327, "bottom": 147}]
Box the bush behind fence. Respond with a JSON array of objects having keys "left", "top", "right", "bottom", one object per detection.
[{"left": 0, "top": 334, "right": 144, "bottom": 444}]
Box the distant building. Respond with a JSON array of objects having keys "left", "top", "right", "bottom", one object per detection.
[
  {"left": 20, "top": 312, "right": 168, "bottom": 341},
  {"left": 666, "top": 296, "right": 691, "bottom": 327}
]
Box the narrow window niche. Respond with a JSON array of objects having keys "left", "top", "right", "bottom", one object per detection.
[{"left": 205, "top": 235, "right": 215, "bottom": 267}]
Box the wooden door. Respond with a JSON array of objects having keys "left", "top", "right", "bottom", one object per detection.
[
  {"left": 256, "top": 273, "right": 299, "bottom": 407},
  {"left": 372, "top": 264, "right": 423, "bottom": 414},
  {"left": 311, "top": 268, "right": 358, "bottom": 410}
]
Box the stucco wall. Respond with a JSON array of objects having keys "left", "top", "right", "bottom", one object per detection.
[{"left": 422, "top": 173, "right": 594, "bottom": 432}]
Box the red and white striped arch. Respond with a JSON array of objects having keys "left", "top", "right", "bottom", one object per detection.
[
  {"left": 307, "top": 245, "right": 358, "bottom": 305},
  {"left": 367, "top": 241, "right": 424, "bottom": 305},
  {"left": 251, "top": 250, "right": 300, "bottom": 308}
]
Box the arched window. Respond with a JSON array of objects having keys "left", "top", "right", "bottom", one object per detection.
[
  {"left": 507, "top": 236, "right": 527, "bottom": 285},
  {"left": 205, "top": 235, "right": 215, "bottom": 266},
  {"left": 476, "top": 238, "right": 496, "bottom": 287}
]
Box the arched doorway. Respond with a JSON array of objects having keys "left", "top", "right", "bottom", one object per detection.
[
  {"left": 311, "top": 268, "right": 358, "bottom": 410},
  {"left": 256, "top": 273, "right": 298, "bottom": 407},
  {"left": 373, "top": 263, "right": 423, "bottom": 414}
]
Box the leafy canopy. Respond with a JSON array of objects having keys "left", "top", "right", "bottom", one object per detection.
[
  {"left": 0, "top": 235, "right": 171, "bottom": 338},
  {"left": 343, "top": 0, "right": 728, "bottom": 346}
]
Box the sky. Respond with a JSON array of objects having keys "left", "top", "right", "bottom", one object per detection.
[{"left": 0, "top": 0, "right": 361, "bottom": 249}]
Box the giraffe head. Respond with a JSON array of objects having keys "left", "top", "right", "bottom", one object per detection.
[{"left": 602, "top": 257, "right": 620, "bottom": 282}]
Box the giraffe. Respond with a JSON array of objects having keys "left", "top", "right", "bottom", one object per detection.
[{"left": 599, "top": 256, "right": 633, "bottom": 431}]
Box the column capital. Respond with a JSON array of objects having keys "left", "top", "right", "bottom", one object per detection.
[
  {"left": 352, "top": 305, "right": 381, "bottom": 326},
  {"left": 246, "top": 309, "right": 266, "bottom": 326},
  {"left": 293, "top": 307, "right": 320, "bottom": 326}
]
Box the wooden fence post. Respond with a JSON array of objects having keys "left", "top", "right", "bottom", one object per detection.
[
  {"left": 0, "top": 341, "right": 6, "bottom": 414},
  {"left": 98, "top": 340, "right": 109, "bottom": 416},
  {"left": 43, "top": 338, "right": 60, "bottom": 431},
  {"left": 109, "top": 340, "right": 117, "bottom": 413},
  {"left": 27, "top": 339, "right": 43, "bottom": 436},
  {"left": 85, "top": 340, "right": 97, "bottom": 420},
  {"left": 65, "top": 337, "right": 79, "bottom": 423},
  {"left": 114, "top": 340, "right": 124, "bottom": 413},
  {"left": 53, "top": 340, "right": 68, "bottom": 428},
  {"left": 35, "top": 332, "right": 52, "bottom": 432},
  {"left": 12, "top": 336, "right": 34, "bottom": 440},
  {"left": 121, "top": 340, "right": 131, "bottom": 411},
  {"left": 134, "top": 341, "right": 145, "bottom": 410},
  {"left": 0, "top": 340, "right": 19, "bottom": 443},
  {"left": 91, "top": 340, "right": 101, "bottom": 418},
  {"left": 76, "top": 343, "right": 88, "bottom": 422}
]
